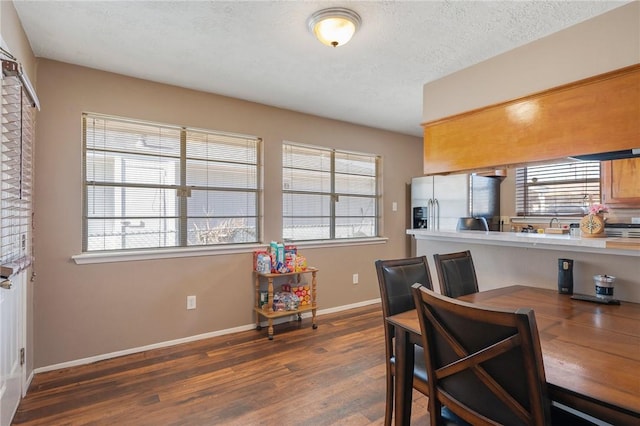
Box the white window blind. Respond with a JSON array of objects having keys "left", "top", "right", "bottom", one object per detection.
[
  {"left": 515, "top": 161, "right": 600, "bottom": 216},
  {"left": 83, "top": 114, "right": 261, "bottom": 252},
  {"left": 282, "top": 143, "right": 379, "bottom": 241},
  {"left": 1, "top": 69, "right": 35, "bottom": 274}
]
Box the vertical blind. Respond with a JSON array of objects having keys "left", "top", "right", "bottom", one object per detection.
[
  {"left": 1, "top": 67, "right": 35, "bottom": 274},
  {"left": 83, "top": 114, "right": 261, "bottom": 251},
  {"left": 515, "top": 161, "right": 601, "bottom": 216},
  {"left": 282, "top": 143, "right": 379, "bottom": 241}
]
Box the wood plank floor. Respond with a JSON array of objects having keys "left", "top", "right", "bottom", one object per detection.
[{"left": 12, "top": 304, "right": 429, "bottom": 425}]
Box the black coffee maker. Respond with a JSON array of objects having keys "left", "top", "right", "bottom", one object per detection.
[{"left": 557, "top": 258, "right": 574, "bottom": 295}]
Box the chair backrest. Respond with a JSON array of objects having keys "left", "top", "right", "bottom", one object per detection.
[
  {"left": 433, "top": 250, "right": 479, "bottom": 298},
  {"left": 375, "top": 256, "right": 433, "bottom": 319},
  {"left": 411, "top": 284, "right": 551, "bottom": 426}
]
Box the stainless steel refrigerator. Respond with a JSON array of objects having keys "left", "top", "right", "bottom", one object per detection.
[{"left": 411, "top": 174, "right": 500, "bottom": 231}]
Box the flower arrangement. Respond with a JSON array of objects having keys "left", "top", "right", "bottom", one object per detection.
[{"left": 588, "top": 203, "right": 609, "bottom": 215}]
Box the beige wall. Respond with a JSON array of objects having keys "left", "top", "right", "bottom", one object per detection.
[
  {"left": 423, "top": 1, "right": 640, "bottom": 123},
  {"left": 32, "top": 59, "right": 422, "bottom": 368}
]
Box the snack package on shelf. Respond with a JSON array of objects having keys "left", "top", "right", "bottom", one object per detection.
[
  {"left": 284, "top": 251, "right": 296, "bottom": 273},
  {"left": 295, "top": 254, "right": 307, "bottom": 272},
  {"left": 254, "top": 250, "right": 271, "bottom": 274},
  {"left": 276, "top": 243, "right": 285, "bottom": 265},
  {"left": 291, "top": 285, "right": 311, "bottom": 306},
  {"left": 285, "top": 245, "right": 297, "bottom": 255},
  {"left": 259, "top": 291, "right": 269, "bottom": 308},
  {"left": 269, "top": 241, "right": 278, "bottom": 273},
  {"left": 272, "top": 292, "right": 300, "bottom": 311}
]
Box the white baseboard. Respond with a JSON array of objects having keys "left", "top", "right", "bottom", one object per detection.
[
  {"left": 34, "top": 298, "right": 381, "bottom": 374},
  {"left": 24, "top": 370, "right": 34, "bottom": 396}
]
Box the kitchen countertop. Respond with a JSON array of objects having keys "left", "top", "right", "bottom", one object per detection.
[{"left": 407, "top": 229, "right": 640, "bottom": 257}]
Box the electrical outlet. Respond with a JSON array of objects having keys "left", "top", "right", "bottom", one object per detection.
[
  {"left": 392, "top": 202, "right": 397, "bottom": 212},
  {"left": 187, "top": 295, "right": 196, "bottom": 310},
  {"left": 352, "top": 273, "right": 359, "bottom": 285}
]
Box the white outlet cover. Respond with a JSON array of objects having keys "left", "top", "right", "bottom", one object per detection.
[{"left": 187, "top": 295, "right": 196, "bottom": 310}]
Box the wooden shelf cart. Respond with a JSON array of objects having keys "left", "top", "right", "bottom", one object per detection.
[{"left": 253, "top": 267, "right": 318, "bottom": 340}]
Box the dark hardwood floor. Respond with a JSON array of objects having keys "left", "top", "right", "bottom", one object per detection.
[{"left": 13, "top": 304, "right": 429, "bottom": 425}]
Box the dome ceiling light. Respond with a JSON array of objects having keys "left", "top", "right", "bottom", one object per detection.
[{"left": 307, "top": 7, "right": 361, "bottom": 47}]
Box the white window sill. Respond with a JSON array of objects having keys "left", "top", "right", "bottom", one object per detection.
[
  {"left": 72, "top": 244, "right": 266, "bottom": 264},
  {"left": 285, "top": 237, "right": 388, "bottom": 250},
  {"left": 72, "top": 237, "right": 388, "bottom": 264}
]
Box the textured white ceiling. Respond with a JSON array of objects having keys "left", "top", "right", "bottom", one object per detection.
[{"left": 13, "top": 0, "right": 629, "bottom": 136}]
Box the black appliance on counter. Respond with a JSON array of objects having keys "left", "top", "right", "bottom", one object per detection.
[
  {"left": 457, "top": 217, "right": 489, "bottom": 231},
  {"left": 557, "top": 258, "right": 574, "bottom": 295}
]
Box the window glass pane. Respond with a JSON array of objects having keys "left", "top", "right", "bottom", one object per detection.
[
  {"left": 87, "top": 187, "right": 178, "bottom": 218},
  {"left": 335, "top": 151, "right": 376, "bottom": 176},
  {"left": 86, "top": 218, "right": 179, "bottom": 251},
  {"left": 87, "top": 152, "right": 179, "bottom": 186},
  {"left": 283, "top": 168, "right": 331, "bottom": 193},
  {"left": 335, "top": 217, "right": 376, "bottom": 238},
  {"left": 283, "top": 193, "right": 331, "bottom": 217},
  {"left": 187, "top": 189, "right": 256, "bottom": 217},
  {"left": 283, "top": 144, "right": 331, "bottom": 172},
  {"left": 335, "top": 196, "right": 376, "bottom": 217},
  {"left": 283, "top": 217, "right": 330, "bottom": 240},
  {"left": 335, "top": 173, "right": 376, "bottom": 195},
  {"left": 188, "top": 217, "right": 256, "bottom": 245},
  {"left": 515, "top": 161, "right": 600, "bottom": 216},
  {"left": 86, "top": 118, "right": 181, "bottom": 157},
  {"left": 186, "top": 131, "right": 257, "bottom": 163},
  {"left": 186, "top": 159, "right": 256, "bottom": 189},
  {"left": 86, "top": 186, "right": 178, "bottom": 218}
]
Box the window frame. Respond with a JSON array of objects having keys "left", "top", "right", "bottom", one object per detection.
[
  {"left": 282, "top": 141, "right": 381, "bottom": 242},
  {"left": 81, "top": 113, "right": 262, "bottom": 254}
]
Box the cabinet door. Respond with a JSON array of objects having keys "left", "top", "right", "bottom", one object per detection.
[{"left": 601, "top": 158, "right": 640, "bottom": 207}]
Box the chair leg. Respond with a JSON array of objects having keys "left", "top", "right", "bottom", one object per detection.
[{"left": 384, "top": 373, "right": 394, "bottom": 426}]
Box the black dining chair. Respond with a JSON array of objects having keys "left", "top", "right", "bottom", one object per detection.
[
  {"left": 375, "top": 256, "right": 433, "bottom": 426},
  {"left": 411, "top": 283, "right": 594, "bottom": 426},
  {"left": 433, "top": 250, "right": 479, "bottom": 298}
]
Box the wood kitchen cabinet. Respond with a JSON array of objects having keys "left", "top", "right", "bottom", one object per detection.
[
  {"left": 422, "top": 65, "right": 639, "bottom": 175},
  {"left": 601, "top": 158, "right": 640, "bottom": 207}
]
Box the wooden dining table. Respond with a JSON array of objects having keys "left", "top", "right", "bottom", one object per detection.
[{"left": 386, "top": 285, "right": 640, "bottom": 426}]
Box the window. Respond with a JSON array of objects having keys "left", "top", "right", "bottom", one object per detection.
[
  {"left": 83, "top": 114, "right": 261, "bottom": 252},
  {"left": 515, "top": 160, "right": 600, "bottom": 216},
  {"left": 282, "top": 143, "right": 379, "bottom": 241},
  {"left": 1, "top": 62, "right": 36, "bottom": 273}
]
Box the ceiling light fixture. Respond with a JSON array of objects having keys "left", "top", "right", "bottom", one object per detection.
[{"left": 307, "top": 7, "right": 361, "bottom": 47}]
